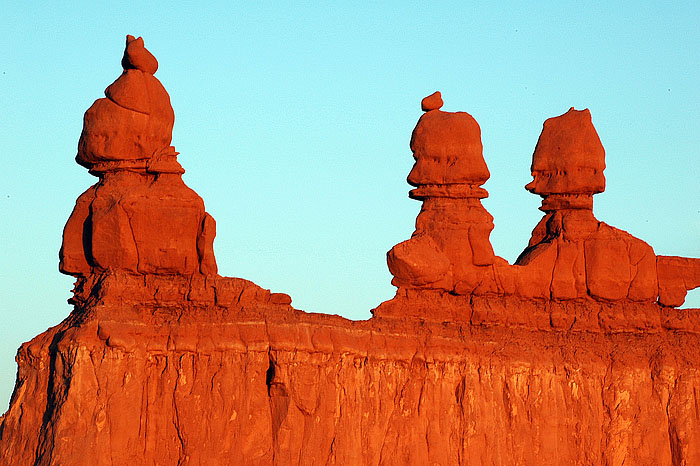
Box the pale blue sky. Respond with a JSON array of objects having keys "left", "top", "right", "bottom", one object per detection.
[{"left": 1, "top": 2, "right": 699, "bottom": 410}]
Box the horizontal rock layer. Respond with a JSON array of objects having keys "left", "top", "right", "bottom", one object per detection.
[{"left": 2, "top": 272, "right": 700, "bottom": 465}]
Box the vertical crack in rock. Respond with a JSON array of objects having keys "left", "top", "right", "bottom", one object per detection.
[
  {"left": 124, "top": 209, "right": 141, "bottom": 274},
  {"left": 172, "top": 354, "right": 187, "bottom": 464},
  {"left": 667, "top": 389, "right": 680, "bottom": 466},
  {"left": 266, "top": 348, "right": 289, "bottom": 461},
  {"left": 34, "top": 328, "right": 70, "bottom": 464}
]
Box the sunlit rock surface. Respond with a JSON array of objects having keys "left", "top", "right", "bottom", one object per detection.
[{"left": 2, "top": 38, "right": 700, "bottom": 466}]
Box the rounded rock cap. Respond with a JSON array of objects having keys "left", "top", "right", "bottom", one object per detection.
[
  {"left": 528, "top": 107, "right": 606, "bottom": 196},
  {"left": 408, "top": 93, "right": 489, "bottom": 186},
  {"left": 76, "top": 35, "right": 174, "bottom": 171}
]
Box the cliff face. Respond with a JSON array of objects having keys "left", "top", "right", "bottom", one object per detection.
[
  {"left": 2, "top": 273, "right": 700, "bottom": 465},
  {"left": 3, "top": 36, "right": 700, "bottom": 466}
]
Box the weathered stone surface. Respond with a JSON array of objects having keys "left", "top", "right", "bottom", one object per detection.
[
  {"left": 3, "top": 273, "right": 700, "bottom": 465},
  {"left": 3, "top": 41, "right": 700, "bottom": 466},
  {"left": 408, "top": 99, "right": 489, "bottom": 187},
  {"left": 420, "top": 90, "right": 443, "bottom": 111},
  {"left": 658, "top": 255, "right": 700, "bottom": 307},
  {"left": 515, "top": 108, "right": 696, "bottom": 305},
  {"left": 527, "top": 107, "right": 606, "bottom": 196},
  {"left": 60, "top": 36, "right": 216, "bottom": 278},
  {"left": 388, "top": 100, "right": 700, "bottom": 306},
  {"left": 388, "top": 94, "right": 497, "bottom": 294},
  {"left": 78, "top": 35, "right": 172, "bottom": 168}
]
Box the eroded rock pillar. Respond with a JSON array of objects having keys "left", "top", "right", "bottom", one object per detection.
[
  {"left": 59, "top": 35, "right": 217, "bottom": 278},
  {"left": 388, "top": 92, "right": 501, "bottom": 295}
]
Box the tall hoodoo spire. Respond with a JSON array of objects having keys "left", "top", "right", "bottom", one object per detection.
[
  {"left": 60, "top": 35, "right": 217, "bottom": 278},
  {"left": 384, "top": 99, "right": 700, "bottom": 308},
  {"left": 387, "top": 92, "right": 500, "bottom": 296}
]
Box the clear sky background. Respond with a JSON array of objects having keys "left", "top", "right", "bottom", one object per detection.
[{"left": 1, "top": 2, "right": 699, "bottom": 411}]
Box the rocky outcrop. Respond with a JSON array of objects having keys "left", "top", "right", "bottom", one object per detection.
[
  {"left": 3, "top": 272, "right": 700, "bottom": 465},
  {"left": 514, "top": 108, "right": 658, "bottom": 302},
  {"left": 387, "top": 99, "right": 700, "bottom": 307},
  {"left": 387, "top": 91, "right": 498, "bottom": 295},
  {"left": 2, "top": 38, "right": 700, "bottom": 466},
  {"left": 60, "top": 35, "right": 217, "bottom": 278}
]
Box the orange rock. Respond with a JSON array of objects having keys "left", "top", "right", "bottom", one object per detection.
[
  {"left": 657, "top": 256, "right": 700, "bottom": 307},
  {"left": 511, "top": 237, "right": 558, "bottom": 298},
  {"left": 197, "top": 213, "right": 218, "bottom": 275},
  {"left": 388, "top": 93, "right": 499, "bottom": 294},
  {"left": 388, "top": 102, "right": 698, "bottom": 307},
  {"left": 58, "top": 186, "right": 95, "bottom": 275},
  {"left": 4, "top": 272, "right": 700, "bottom": 465},
  {"left": 585, "top": 232, "right": 632, "bottom": 301},
  {"left": 516, "top": 109, "right": 661, "bottom": 303},
  {"left": 269, "top": 292, "right": 292, "bottom": 305},
  {"left": 77, "top": 36, "right": 173, "bottom": 170},
  {"left": 121, "top": 35, "right": 158, "bottom": 73},
  {"left": 527, "top": 107, "right": 605, "bottom": 198},
  {"left": 408, "top": 106, "right": 489, "bottom": 186},
  {"left": 6, "top": 38, "right": 700, "bottom": 466},
  {"left": 420, "top": 91, "right": 443, "bottom": 111},
  {"left": 550, "top": 240, "right": 585, "bottom": 300},
  {"left": 387, "top": 234, "right": 450, "bottom": 287},
  {"left": 60, "top": 35, "right": 217, "bottom": 277}
]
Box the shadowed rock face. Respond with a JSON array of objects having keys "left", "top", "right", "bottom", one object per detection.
[{"left": 3, "top": 41, "right": 700, "bottom": 466}]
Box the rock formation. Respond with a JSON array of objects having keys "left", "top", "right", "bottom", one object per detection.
[
  {"left": 387, "top": 91, "right": 501, "bottom": 295},
  {"left": 385, "top": 99, "right": 700, "bottom": 308},
  {"left": 514, "top": 108, "right": 659, "bottom": 302},
  {"left": 60, "top": 35, "right": 217, "bottom": 278},
  {"left": 3, "top": 41, "right": 700, "bottom": 466}
]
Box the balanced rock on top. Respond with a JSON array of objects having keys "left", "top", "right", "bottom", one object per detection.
[
  {"left": 60, "top": 35, "right": 217, "bottom": 278},
  {"left": 77, "top": 35, "right": 175, "bottom": 173},
  {"left": 388, "top": 92, "right": 501, "bottom": 296},
  {"left": 387, "top": 102, "right": 700, "bottom": 306}
]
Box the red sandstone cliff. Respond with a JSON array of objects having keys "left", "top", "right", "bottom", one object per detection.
[
  {"left": 2, "top": 37, "right": 700, "bottom": 466},
  {"left": 3, "top": 273, "right": 700, "bottom": 465}
]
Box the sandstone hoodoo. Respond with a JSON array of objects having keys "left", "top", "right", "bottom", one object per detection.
[
  {"left": 387, "top": 91, "right": 498, "bottom": 295},
  {"left": 384, "top": 98, "right": 700, "bottom": 308},
  {"left": 60, "top": 35, "right": 217, "bottom": 278},
  {"left": 2, "top": 40, "right": 700, "bottom": 466},
  {"left": 515, "top": 107, "right": 659, "bottom": 302}
]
